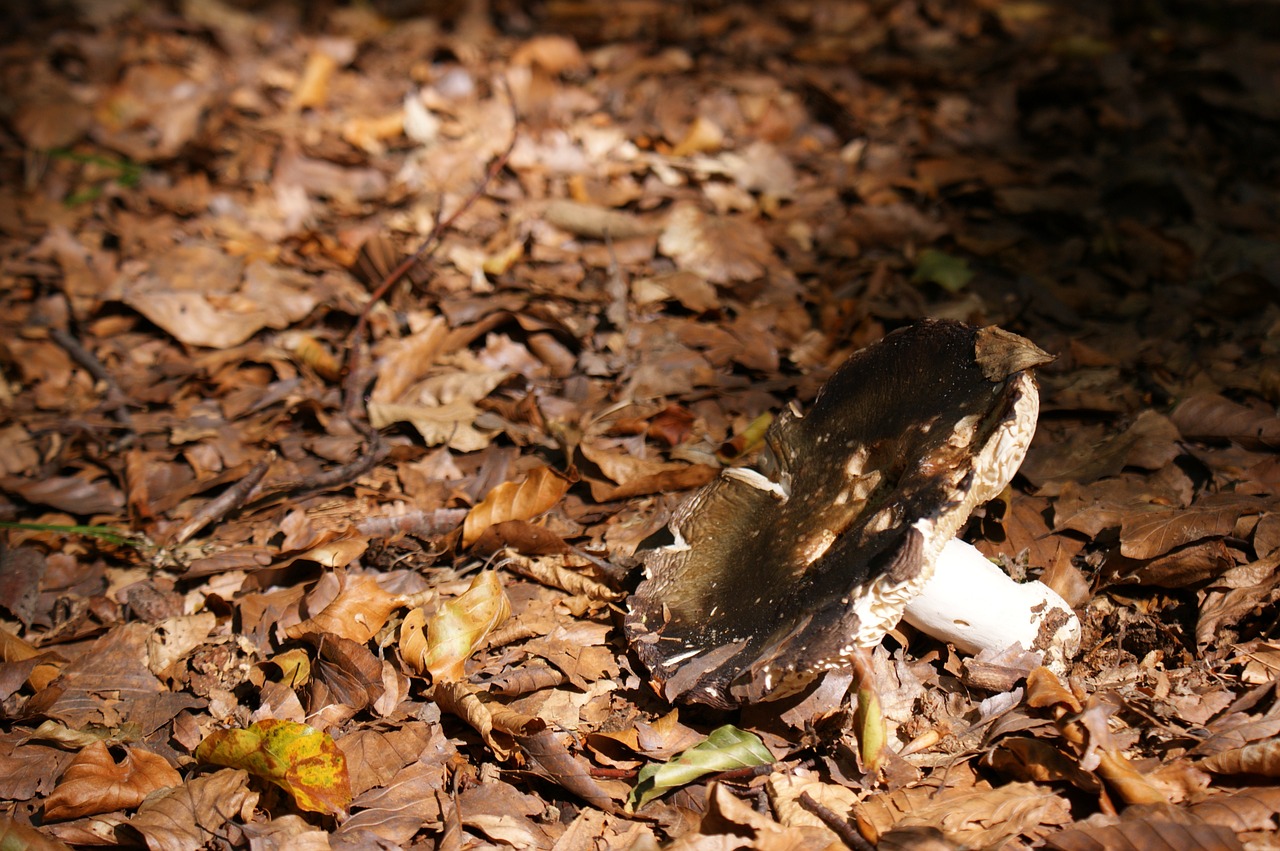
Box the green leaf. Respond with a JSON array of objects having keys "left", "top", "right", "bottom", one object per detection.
[
  {"left": 0, "top": 522, "right": 149, "bottom": 548},
  {"left": 627, "top": 725, "right": 774, "bottom": 811},
  {"left": 912, "top": 248, "right": 974, "bottom": 293}
]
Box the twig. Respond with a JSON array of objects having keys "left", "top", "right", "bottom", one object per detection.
[
  {"left": 47, "top": 326, "right": 136, "bottom": 447},
  {"left": 799, "top": 791, "right": 876, "bottom": 851},
  {"left": 169, "top": 79, "right": 518, "bottom": 543},
  {"left": 167, "top": 450, "right": 276, "bottom": 546}
]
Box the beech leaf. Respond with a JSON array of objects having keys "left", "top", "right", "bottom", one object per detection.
[
  {"left": 627, "top": 725, "right": 774, "bottom": 812},
  {"left": 43, "top": 741, "right": 182, "bottom": 821},
  {"left": 463, "top": 465, "right": 571, "bottom": 548},
  {"left": 194, "top": 719, "right": 351, "bottom": 816},
  {"left": 401, "top": 571, "right": 511, "bottom": 683}
]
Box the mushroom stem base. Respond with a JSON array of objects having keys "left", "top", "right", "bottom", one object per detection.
[{"left": 902, "top": 538, "right": 1081, "bottom": 673}]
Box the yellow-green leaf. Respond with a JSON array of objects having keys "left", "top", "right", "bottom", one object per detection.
[
  {"left": 420, "top": 570, "right": 511, "bottom": 682},
  {"left": 194, "top": 719, "right": 350, "bottom": 816},
  {"left": 912, "top": 248, "right": 973, "bottom": 293},
  {"left": 627, "top": 725, "right": 773, "bottom": 812}
]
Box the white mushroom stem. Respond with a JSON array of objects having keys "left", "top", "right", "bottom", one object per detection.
[{"left": 902, "top": 538, "right": 1081, "bottom": 674}]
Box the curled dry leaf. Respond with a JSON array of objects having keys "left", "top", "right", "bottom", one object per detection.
[
  {"left": 401, "top": 570, "right": 511, "bottom": 682},
  {"left": 1201, "top": 737, "right": 1280, "bottom": 777},
  {"left": 463, "top": 465, "right": 572, "bottom": 548},
  {"left": 284, "top": 574, "right": 408, "bottom": 644},
  {"left": 129, "top": 769, "right": 259, "bottom": 851},
  {"left": 498, "top": 550, "right": 623, "bottom": 601},
  {"left": 43, "top": 741, "right": 182, "bottom": 821},
  {"left": 428, "top": 679, "right": 539, "bottom": 761}
]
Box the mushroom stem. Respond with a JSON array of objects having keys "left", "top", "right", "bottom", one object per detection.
[{"left": 902, "top": 538, "right": 1081, "bottom": 673}]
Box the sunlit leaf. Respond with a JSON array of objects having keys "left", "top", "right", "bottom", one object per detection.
[
  {"left": 1202, "top": 737, "right": 1280, "bottom": 777},
  {"left": 419, "top": 571, "right": 511, "bottom": 682},
  {"left": 43, "top": 741, "right": 182, "bottom": 821},
  {"left": 627, "top": 725, "right": 774, "bottom": 812},
  {"left": 463, "top": 465, "right": 571, "bottom": 548},
  {"left": 194, "top": 719, "right": 351, "bottom": 816},
  {"left": 283, "top": 573, "right": 405, "bottom": 644}
]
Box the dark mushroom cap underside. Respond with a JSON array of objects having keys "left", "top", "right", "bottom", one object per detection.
[{"left": 624, "top": 319, "right": 1052, "bottom": 707}]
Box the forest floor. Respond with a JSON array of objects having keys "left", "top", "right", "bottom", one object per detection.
[{"left": 2, "top": 0, "right": 1280, "bottom": 848}]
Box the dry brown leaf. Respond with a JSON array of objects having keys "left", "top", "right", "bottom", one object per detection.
[
  {"left": 498, "top": 551, "right": 623, "bottom": 601},
  {"left": 128, "top": 768, "right": 259, "bottom": 851},
  {"left": 368, "top": 399, "right": 493, "bottom": 451},
  {"left": 658, "top": 202, "right": 774, "bottom": 284},
  {"left": 430, "top": 679, "right": 509, "bottom": 760},
  {"left": 463, "top": 465, "right": 572, "bottom": 548},
  {"left": 284, "top": 574, "right": 407, "bottom": 644},
  {"left": 1201, "top": 737, "right": 1280, "bottom": 777},
  {"left": 544, "top": 200, "right": 656, "bottom": 240},
  {"left": 518, "top": 728, "right": 627, "bottom": 815},
  {"left": 122, "top": 258, "right": 323, "bottom": 350},
  {"left": 0, "top": 816, "right": 73, "bottom": 851},
  {"left": 295, "top": 538, "right": 369, "bottom": 569},
  {"left": 1173, "top": 394, "right": 1280, "bottom": 450},
  {"left": 855, "top": 779, "right": 1072, "bottom": 847},
  {"left": 1120, "top": 498, "right": 1256, "bottom": 560},
  {"left": 0, "top": 474, "right": 124, "bottom": 515},
  {"left": 43, "top": 741, "right": 182, "bottom": 821},
  {"left": 1044, "top": 817, "right": 1244, "bottom": 851},
  {"left": 1189, "top": 785, "right": 1280, "bottom": 834}
]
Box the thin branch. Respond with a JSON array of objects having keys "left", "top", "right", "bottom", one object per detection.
[
  {"left": 167, "top": 450, "right": 276, "bottom": 546},
  {"left": 798, "top": 791, "right": 876, "bottom": 851},
  {"left": 47, "top": 326, "right": 136, "bottom": 446}
]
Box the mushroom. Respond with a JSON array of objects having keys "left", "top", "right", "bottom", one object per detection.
[{"left": 624, "top": 319, "right": 1080, "bottom": 708}]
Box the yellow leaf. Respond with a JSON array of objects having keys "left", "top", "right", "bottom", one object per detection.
[
  {"left": 195, "top": 719, "right": 350, "bottom": 816},
  {"left": 420, "top": 571, "right": 511, "bottom": 682},
  {"left": 462, "top": 465, "right": 571, "bottom": 547}
]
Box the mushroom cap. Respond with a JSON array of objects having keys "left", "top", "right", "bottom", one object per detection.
[{"left": 624, "top": 319, "right": 1052, "bottom": 708}]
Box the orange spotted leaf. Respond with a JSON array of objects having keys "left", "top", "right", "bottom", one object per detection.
[{"left": 195, "top": 719, "right": 350, "bottom": 816}]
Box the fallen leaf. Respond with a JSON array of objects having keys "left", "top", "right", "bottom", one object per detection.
[
  {"left": 43, "top": 741, "right": 181, "bottom": 821},
  {"left": 402, "top": 571, "right": 511, "bottom": 683},
  {"left": 284, "top": 574, "right": 407, "bottom": 644},
  {"left": 628, "top": 725, "right": 774, "bottom": 812},
  {"left": 463, "top": 466, "right": 571, "bottom": 548},
  {"left": 128, "top": 768, "right": 259, "bottom": 851},
  {"left": 659, "top": 203, "right": 774, "bottom": 284},
  {"left": 195, "top": 719, "right": 351, "bottom": 816},
  {"left": 912, "top": 248, "right": 974, "bottom": 292}
]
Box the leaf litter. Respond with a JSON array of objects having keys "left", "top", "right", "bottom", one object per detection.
[{"left": 2, "top": 0, "right": 1280, "bottom": 847}]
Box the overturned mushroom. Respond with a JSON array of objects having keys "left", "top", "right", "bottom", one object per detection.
[{"left": 624, "top": 319, "right": 1079, "bottom": 708}]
